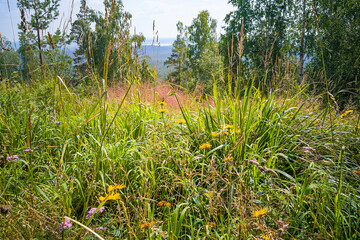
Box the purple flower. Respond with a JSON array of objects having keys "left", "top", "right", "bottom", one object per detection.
[
  {"left": 24, "top": 148, "right": 34, "bottom": 152},
  {"left": 89, "top": 127, "right": 93, "bottom": 130},
  {"left": 86, "top": 207, "right": 105, "bottom": 219},
  {"left": 95, "top": 227, "right": 106, "bottom": 231},
  {"left": 54, "top": 121, "right": 61, "bottom": 124},
  {"left": 60, "top": 218, "right": 72, "bottom": 230},
  {"left": 303, "top": 150, "right": 311, "bottom": 154},
  {"left": 303, "top": 146, "right": 316, "bottom": 152},
  {"left": 7, "top": 155, "right": 19, "bottom": 161},
  {"left": 50, "top": 116, "right": 56, "bottom": 120}
]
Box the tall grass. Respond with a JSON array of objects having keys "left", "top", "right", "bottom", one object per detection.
[{"left": 0, "top": 73, "right": 359, "bottom": 239}]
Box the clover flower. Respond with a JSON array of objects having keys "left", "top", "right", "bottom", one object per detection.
[
  {"left": 60, "top": 218, "right": 72, "bottom": 230},
  {"left": 7, "top": 155, "right": 19, "bottom": 161},
  {"left": 86, "top": 207, "right": 105, "bottom": 219}
]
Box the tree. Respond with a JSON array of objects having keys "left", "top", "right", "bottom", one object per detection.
[
  {"left": 0, "top": 35, "right": 20, "bottom": 81},
  {"left": 164, "top": 21, "right": 189, "bottom": 87},
  {"left": 187, "top": 11, "right": 221, "bottom": 93},
  {"left": 18, "top": 0, "right": 60, "bottom": 72}
]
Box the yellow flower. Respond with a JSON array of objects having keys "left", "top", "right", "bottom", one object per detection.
[
  {"left": 107, "top": 184, "right": 125, "bottom": 193},
  {"left": 158, "top": 101, "right": 167, "bottom": 106},
  {"left": 356, "top": 126, "right": 360, "bottom": 129},
  {"left": 340, "top": 110, "right": 353, "bottom": 118},
  {"left": 225, "top": 124, "right": 234, "bottom": 129},
  {"left": 157, "top": 201, "right": 171, "bottom": 207},
  {"left": 235, "top": 130, "right": 241, "bottom": 134},
  {"left": 222, "top": 131, "right": 229, "bottom": 135},
  {"left": 223, "top": 156, "right": 233, "bottom": 162},
  {"left": 166, "top": 122, "right": 170, "bottom": 127},
  {"left": 140, "top": 221, "right": 155, "bottom": 229},
  {"left": 158, "top": 109, "right": 166, "bottom": 113},
  {"left": 199, "top": 143, "right": 212, "bottom": 150},
  {"left": 252, "top": 207, "right": 268, "bottom": 217},
  {"left": 211, "top": 132, "right": 220, "bottom": 138},
  {"left": 209, "top": 222, "right": 216, "bottom": 227},
  {"left": 354, "top": 170, "right": 360, "bottom": 176},
  {"left": 99, "top": 192, "right": 121, "bottom": 202},
  {"left": 175, "top": 119, "right": 185, "bottom": 124}
]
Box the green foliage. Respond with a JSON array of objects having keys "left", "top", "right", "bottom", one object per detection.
[
  {"left": 0, "top": 35, "right": 20, "bottom": 82},
  {"left": 165, "top": 22, "right": 189, "bottom": 87}
]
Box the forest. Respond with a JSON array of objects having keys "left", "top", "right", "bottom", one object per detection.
[{"left": 0, "top": 0, "right": 359, "bottom": 239}]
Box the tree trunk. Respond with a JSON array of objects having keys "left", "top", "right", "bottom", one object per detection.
[
  {"left": 299, "top": 0, "right": 306, "bottom": 85},
  {"left": 34, "top": 3, "right": 44, "bottom": 72}
]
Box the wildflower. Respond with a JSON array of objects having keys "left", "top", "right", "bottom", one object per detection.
[
  {"left": 225, "top": 124, "right": 234, "bottom": 129},
  {"left": 24, "top": 148, "right": 33, "bottom": 152},
  {"left": 158, "top": 101, "right": 167, "bottom": 106},
  {"left": 157, "top": 201, "right": 171, "bottom": 207},
  {"left": 89, "top": 127, "right": 93, "bottom": 130},
  {"left": 340, "top": 110, "right": 353, "bottom": 118},
  {"left": 223, "top": 156, "right": 233, "bottom": 162},
  {"left": 199, "top": 143, "right": 212, "bottom": 150},
  {"left": 356, "top": 126, "right": 360, "bottom": 129},
  {"left": 140, "top": 221, "right": 155, "bottom": 229},
  {"left": 99, "top": 192, "right": 121, "bottom": 202},
  {"left": 252, "top": 207, "right": 268, "bottom": 217},
  {"left": 175, "top": 119, "right": 185, "bottom": 124},
  {"left": 158, "top": 109, "right": 166, "bottom": 113},
  {"left": 50, "top": 116, "right": 56, "bottom": 120},
  {"left": 107, "top": 184, "right": 125, "bottom": 193},
  {"left": 166, "top": 123, "right": 170, "bottom": 127},
  {"left": 354, "top": 170, "right": 360, "bottom": 176},
  {"left": 235, "top": 130, "right": 241, "bottom": 134},
  {"left": 7, "top": 155, "right": 19, "bottom": 161},
  {"left": 54, "top": 121, "right": 61, "bottom": 124},
  {"left": 60, "top": 218, "right": 72, "bottom": 230},
  {"left": 303, "top": 146, "right": 316, "bottom": 152},
  {"left": 86, "top": 207, "right": 105, "bottom": 219},
  {"left": 303, "top": 150, "right": 311, "bottom": 154},
  {"left": 211, "top": 132, "right": 220, "bottom": 138},
  {"left": 209, "top": 222, "right": 216, "bottom": 227},
  {"left": 95, "top": 227, "right": 106, "bottom": 231},
  {"left": 222, "top": 131, "right": 229, "bottom": 135}
]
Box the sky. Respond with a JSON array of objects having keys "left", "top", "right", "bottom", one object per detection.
[{"left": 0, "top": 0, "right": 235, "bottom": 44}]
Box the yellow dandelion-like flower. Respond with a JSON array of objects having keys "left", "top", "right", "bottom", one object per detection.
[
  {"left": 175, "top": 119, "right": 185, "bottom": 124},
  {"left": 158, "top": 109, "right": 166, "bottom": 113},
  {"left": 209, "top": 222, "right": 216, "bottom": 227},
  {"left": 356, "top": 126, "right": 360, "bottom": 129},
  {"left": 223, "top": 156, "right": 233, "bottom": 162},
  {"left": 157, "top": 201, "right": 171, "bottom": 207},
  {"left": 225, "top": 124, "right": 234, "bottom": 129},
  {"left": 222, "top": 131, "right": 229, "bottom": 135},
  {"left": 107, "top": 184, "right": 125, "bottom": 193},
  {"left": 99, "top": 192, "right": 121, "bottom": 202},
  {"left": 211, "top": 132, "right": 220, "bottom": 138},
  {"left": 166, "top": 122, "right": 170, "bottom": 127},
  {"left": 140, "top": 221, "right": 155, "bottom": 229},
  {"left": 158, "top": 101, "right": 167, "bottom": 106},
  {"left": 199, "top": 143, "right": 212, "bottom": 150},
  {"left": 340, "top": 110, "right": 353, "bottom": 118},
  {"left": 235, "top": 130, "right": 241, "bottom": 134},
  {"left": 252, "top": 207, "right": 268, "bottom": 217}
]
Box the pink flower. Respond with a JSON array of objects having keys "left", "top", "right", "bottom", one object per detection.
[
  {"left": 7, "top": 155, "right": 19, "bottom": 161},
  {"left": 95, "top": 227, "right": 106, "bottom": 231},
  {"left": 86, "top": 207, "right": 105, "bottom": 219},
  {"left": 24, "top": 148, "right": 34, "bottom": 152},
  {"left": 60, "top": 218, "right": 72, "bottom": 230}
]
